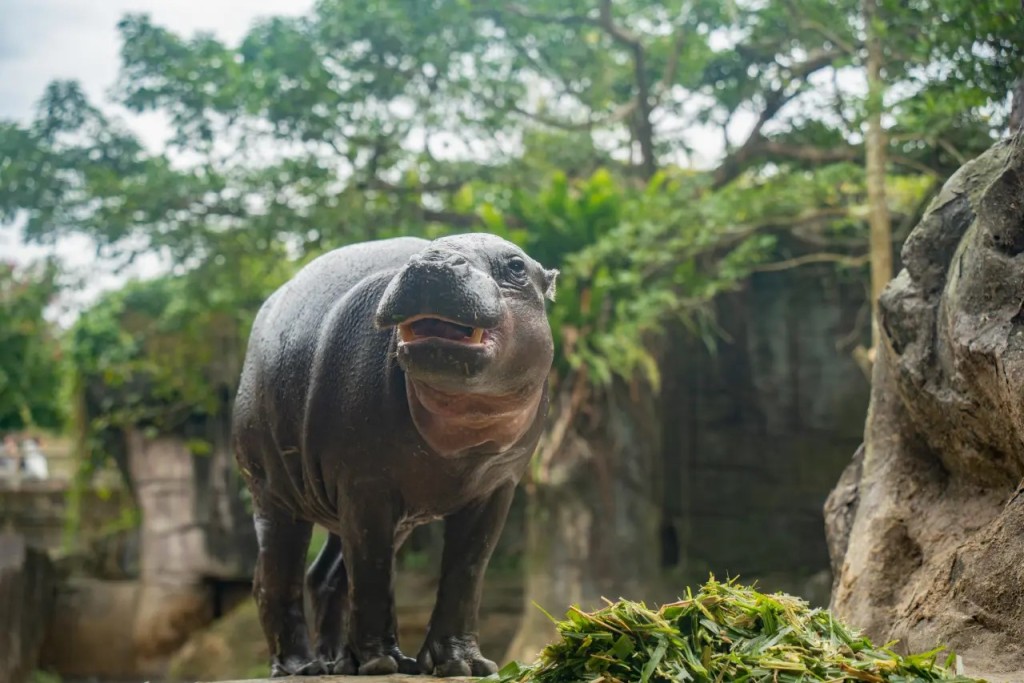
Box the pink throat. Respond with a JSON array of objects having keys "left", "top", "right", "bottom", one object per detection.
[{"left": 405, "top": 378, "right": 543, "bottom": 456}]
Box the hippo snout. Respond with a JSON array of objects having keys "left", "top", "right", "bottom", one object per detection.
[{"left": 374, "top": 252, "right": 503, "bottom": 331}]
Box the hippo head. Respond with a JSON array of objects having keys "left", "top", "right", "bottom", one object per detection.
[{"left": 375, "top": 234, "right": 557, "bottom": 454}]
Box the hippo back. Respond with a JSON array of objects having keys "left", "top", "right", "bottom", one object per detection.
[{"left": 232, "top": 237, "right": 428, "bottom": 507}]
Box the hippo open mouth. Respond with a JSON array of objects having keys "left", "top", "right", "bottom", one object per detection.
[{"left": 398, "top": 315, "right": 487, "bottom": 345}]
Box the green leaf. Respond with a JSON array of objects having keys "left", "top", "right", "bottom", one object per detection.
[{"left": 611, "top": 633, "right": 636, "bottom": 659}]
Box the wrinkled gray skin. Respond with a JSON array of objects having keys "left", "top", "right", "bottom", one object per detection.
[{"left": 233, "top": 233, "right": 557, "bottom": 677}]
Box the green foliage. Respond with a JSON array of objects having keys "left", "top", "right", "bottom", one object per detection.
[
  {"left": 495, "top": 578, "right": 980, "bottom": 683},
  {"left": 30, "top": 671, "right": 62, "bottom": 683},
  {"left": 0, "top": 260, "right": 63, "bottom": 430},
  {"left": 2, "top": 0, "right": 1023, "bottom": 447},
  {"left": 306, "top": 526, "right": 329, "bottom": 566},
  {"left": 516, "top": 169, "right": 773, "bottom": 389},
  {"left": 66, "top": 243, "right": 292, "bottom": 464}
]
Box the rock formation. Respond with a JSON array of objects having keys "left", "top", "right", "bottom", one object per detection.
[{"left": 826, "top": 135, "right": 1024, "bottom": 676}]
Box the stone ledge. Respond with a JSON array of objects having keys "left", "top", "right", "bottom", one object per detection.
[
  {"left": 967, "top": 671, "right": 1020, "bottom": 683},
  {"left": 212, "top": 669, "right": 1022, "bottom": 683}
]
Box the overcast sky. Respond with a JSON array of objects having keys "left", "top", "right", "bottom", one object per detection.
[{"left": 0, "top": 0, "right": 314, "bottom": 317}]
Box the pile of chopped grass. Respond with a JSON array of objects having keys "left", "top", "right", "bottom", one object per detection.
[{"left": 493, "top": 578, "right": 982, "bottom": 683}]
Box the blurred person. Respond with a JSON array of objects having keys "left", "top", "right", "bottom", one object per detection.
[
  {"left": 21, "top": 437, "right": 49, "bottom": 480},
  {"left": 1, "top": 434, "right": 20, "bottom": 477}
]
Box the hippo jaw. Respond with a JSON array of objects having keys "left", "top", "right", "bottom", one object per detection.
[
  {"left": 397, "top": 314, "right": 487, "bottom": 347},
  {"left": 392, "top": 310, "right": 499, "bottom": 388}
]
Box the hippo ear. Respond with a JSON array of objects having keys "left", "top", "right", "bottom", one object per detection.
[{"left": 543, "top": 268, "right": 559, "bottom": 301}]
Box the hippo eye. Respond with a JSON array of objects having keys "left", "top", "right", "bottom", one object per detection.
[{"left": 508, "top": 257, "right": 527, "bottom": 275}]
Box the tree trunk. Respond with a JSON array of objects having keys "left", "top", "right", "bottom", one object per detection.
[
  {"left": 1010, "top": 79, "right": 1024, "bottom": 133},
  {"left": 505, "top": 378, "right": 662, "bottom": 662},
  {"left": 598, "top": 0, "right": 656, "bottom": 179},
  {"left": 632, "top": 46, "right": 657, "bottom": 179},
  {"left": 864, "top": 0, "right": 892, "bottom": 350}
]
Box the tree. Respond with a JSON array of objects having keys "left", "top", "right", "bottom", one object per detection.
[{"left": 0, "top": 260, "right": 63, "bottom": 431}]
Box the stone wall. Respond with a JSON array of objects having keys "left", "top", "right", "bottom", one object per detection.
[
  {"left": 34, "top": 426, "right": 259, "bottom": 681},
  {"left": 660, "top": 264, "right": 870, "bottom": 600},
  {"left": 126, "top": 427, "right": 257, "bottom": 662},
  {"left": 0, "top": 533, "right": 55, "bottom": 683},
  {"left": 0, "top": 479, "right": 130, "bottom": 554}
]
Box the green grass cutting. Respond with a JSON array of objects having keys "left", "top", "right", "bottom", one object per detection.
[{"left": 493, "top": 578, "right": 981, "bottom": 683}]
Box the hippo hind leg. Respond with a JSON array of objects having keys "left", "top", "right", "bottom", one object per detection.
[
  {"left": 252, "top": 503, "right": 324, "bottom": 677},
  {"left": 305, "top": 532, "right": 357, "bottom": 675}
]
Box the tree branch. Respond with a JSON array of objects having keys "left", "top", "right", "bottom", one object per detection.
[
  {"left": 501, "top": 97, "right": 638, "bottom": 132},
  {"left": 762, "top": 141, "right": 943, "bottom": 178},
  {"left": 756, "top": 141, "right": 860, "bottom": 163},
  {"left": 597, "top": 0, "right": 642, "bottom": 47},
  {"left": 655, "top": 27, "right": 687, "bottom": 100},
  {"left": 794, "top": 16, "right": 859, "bottom": 55},
  {"left": 596, "top": 0, "right": 655, "bottom": 177},
  {"left": 420, "top": 209, "right": 488, "bottom": 228},
  {"left": 712, "top": 49, "right": 844, "bottom": 189},
  {"left": 750, "top": 252, "right": 869, "bottom": 273},
  {"left": 503, "top": 3, "right": 596, "bottom": 27},
  {"left": 711, "top": 91, "right": 797, "bottom": 189},
  {"left": 713, "top": 137, "right": 944, "bottom": 188},
  {"left": 354, "top": 178, "right": 466, "bottom": 194}
]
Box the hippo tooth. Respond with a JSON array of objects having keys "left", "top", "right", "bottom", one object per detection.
[
  {"left": 399, "top": 325, "right": 417, "bottom": 343},
  {"left": 469, "top": 328, "right": 484, "bottom": 344}
]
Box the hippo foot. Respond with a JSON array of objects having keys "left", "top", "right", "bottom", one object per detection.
[
  {"left": 270, "top": 655, "right": 326, "bottom": 677},
  {"left": 346, "top": 641, "right": 419, "bottom": 675},
  {"left": 314, "top": 643, "right": 359, "bottom": 675},
  {"left": 354, "top": 650, "right": 418, "bottom": 675},
  {"left": 358, "top": 654, "right": 398, "bottom": 676},
  {"left": 320, "top": 653, "right": 358, "bottom": 675},
  {"left": 418, "top": 635, "right": 497, "bottom": 677},
  {"left": 392, "top": 648, "right": 421, "bottom": 674}
]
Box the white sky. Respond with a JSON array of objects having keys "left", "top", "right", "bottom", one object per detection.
[{"left": 0, "top": 0, "right": 315, "bottom": 318}]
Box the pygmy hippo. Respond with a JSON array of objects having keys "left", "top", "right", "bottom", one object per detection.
[{"left": 233, "top": 233, "right": 557, "bottom": 677}]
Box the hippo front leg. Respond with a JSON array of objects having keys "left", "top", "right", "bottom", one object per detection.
[
  {"left": 419, "top": 483, "right": 516, "bottom": 677},
  {"left": 340, "top": 496, "right": 418, "bottom": 676}
]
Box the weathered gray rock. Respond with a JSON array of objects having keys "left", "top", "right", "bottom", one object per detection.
[
  {"left": 826, "top": 135, "right": 1024, "bottom": 675},
  {"left": 0, "top": 533, "right": 55, "bottom": 683}
]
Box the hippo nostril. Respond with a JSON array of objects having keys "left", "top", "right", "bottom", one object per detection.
[
  {"left": 421, "top": 250, "right": 447, "bottom": 263},
  {"left": 419, "top": 251, "right": 468, "bottom": 267}
]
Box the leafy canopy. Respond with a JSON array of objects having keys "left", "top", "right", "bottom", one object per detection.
[{"left": 0, "top": 0, "right": 1021, "bottom": 444}]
